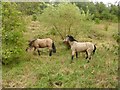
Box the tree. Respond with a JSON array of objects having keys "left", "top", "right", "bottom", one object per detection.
[
  {"left": 39, "top": 3, "right": 87, "bottom": 39},
  {"left": 16, "top": 2, "right": 47, "bottom": 15},
  {"left": 110, "top": 4, "right": 118, "bottom": 16},
  {"left": 76, "top": 2, "right": 118, "bottom": 22}
]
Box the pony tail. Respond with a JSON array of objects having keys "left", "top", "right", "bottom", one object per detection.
[
  {"left": 52, "top": 42, "right": 56, "bottom": 53},
  {"left": 93, "top": 44, "right": 96, "bottom": 54}
]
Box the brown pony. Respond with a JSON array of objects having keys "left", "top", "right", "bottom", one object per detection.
[
  {"left": 26, "top": 38, "right": 56, "bottom": 56},
  {"left": 63, "top": 35, "right": 96, "bottom": 63}
]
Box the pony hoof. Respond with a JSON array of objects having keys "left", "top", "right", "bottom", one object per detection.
[{"left": 49, "top": 53, "right": 52, "bottom": 56}]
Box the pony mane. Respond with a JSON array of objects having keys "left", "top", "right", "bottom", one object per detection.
[
  {"left": 29, "top": 39, "right": 36, "bottom": 46},
  {"left": 67, "top": 35, "right": 77, "bottom": 42}
]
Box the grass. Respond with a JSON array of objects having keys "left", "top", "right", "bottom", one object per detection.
[{"left": 2, "top": 17, "right": 118, "bottom": 88}]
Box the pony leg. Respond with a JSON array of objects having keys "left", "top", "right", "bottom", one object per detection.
[
  {"left": 37, "top": 49, "right": 40, "bottom": 56},
  {"left": 87, "top": 52, "right": 92, "bottom": 63},
  {"left": 48, "top": 47, "right": 53, "bottom": 56},
  {"left": 49, "top": 50, "right": 52, "bottom": 56},
  {"left": 85, "top": 51, "right": 88, "bottom": 59},
  {"left": 87, "top": 50, "right": 92, "bottom": 60},
  {"left": 76, "top": 52, "right": 78, "bottom": 58},
  {"left": 34, "top": 47, "right": 36, "bottom": 51},
  {"left": 71, "top": 51, "right": 75, "bottom": 63},
  {"left": 35, "top": 46, "right": 40, "bottom": 56}
]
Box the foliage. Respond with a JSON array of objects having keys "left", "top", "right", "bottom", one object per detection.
[
  {"left": 2, "top": 2, "right": 26, "bottom": 64},
  {"left": 32, "top": 14, "right": 37, "bottom": 21},
  {"left": 76, "top": 2, "right": 118, "bottom": 22},
  {"left": 113, "top": 33, "right": 120, "bottom": 43},
  {"left": 94, "top": 18, "right": 100, "bottom": 24},
  {"left": 2, "top": 2, "right": 118, "bottom": 88},
  {"left": 16, "top": 2, "right": 48, "bottom": 15},
  {"left": 39, "top": 3, "right": 93, "bottom": 39}
]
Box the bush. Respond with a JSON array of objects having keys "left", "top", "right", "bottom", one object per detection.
[
  {"left": 32, "top": 14, "right": 37, "bottom": 21},
  {"left": 94, "top": 18, "right": 100, "bottom": 24},
  {"left": 39, "top": 3, "right": 83, "bottom": 39},
  {"left": 2, "top": 2, "right": 26, "bottom": 64},
  {"left": 112, "top": 33, "right": 120, "bottom": 43}
]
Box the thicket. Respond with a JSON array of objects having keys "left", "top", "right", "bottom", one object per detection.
[{"left": 2, "top": 2, "right": 26, "bottom": 64}]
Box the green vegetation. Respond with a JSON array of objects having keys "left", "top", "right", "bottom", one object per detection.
[
  {"left": 2, "top": 2, "right": 26, "bottom": 64},
  {"left": 76, "top": 2, "right": 119, "bottom": 22},
  {"left": 39, "top": 3, "right": 87, "bottom": 39},
  {"left": 2, "top": 2, "right": 119, "bottom": 88}
]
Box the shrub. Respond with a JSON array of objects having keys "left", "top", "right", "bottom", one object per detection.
[
  {"left": 39, "top": 3, "right": 86, "bottom": 39},
  {"left": 112, "top": 33, "right": 120, "bottom": 43},
  {"left": 94, "top": 18, "right": 100, "bottom": 24},
  {"left": 32, "top": 14, "right": 37, "bottom": 21},
  {"left": 2, "top": 2, "right": 26, "bottom": 64}
]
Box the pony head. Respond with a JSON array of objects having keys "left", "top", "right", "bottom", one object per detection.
[
  {"left": 64, "top": 35, "right": 77, "bottom": 42},
  {"left": 28, "top": 39, "right": 36, "bottom": 47},
  {"left": 26, "top": 39, "right": 36, "bottom": 52}
]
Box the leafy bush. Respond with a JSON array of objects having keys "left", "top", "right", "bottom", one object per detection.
[
  {"left": 39, "top": 3, "right": 93, "bottom": 39},
  {"left": 110, "top": 15, "right": 118, "bottom": 22},
  {"left": 94, "top": 18, "right": 100, "bottom": 24},
  {"left": 76, "top": 2, "right": 118, "bottom": 22},
  {"left": 112, "top": 33, "right": 120, "bottom": 43},
  {"left": 32, "top": 14, "right": 37, "bottom": 21},
  {"left": 2, "top": 2, "right": 26, "bottom": 64}
]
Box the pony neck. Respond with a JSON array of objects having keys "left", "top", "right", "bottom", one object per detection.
[{"left": 68, "top": 41, "right": 76, "bottom": 46}]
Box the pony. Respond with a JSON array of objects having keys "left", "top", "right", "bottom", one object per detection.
[
  {"left": 26, "top": 38, "right": 56, "bottom": 56},
  {"left": 63, "top": 35, "right": 96, "bottom": 63}
]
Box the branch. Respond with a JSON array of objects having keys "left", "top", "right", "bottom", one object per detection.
[
  {"left": 68, "top": 23, "right": 73, "bottom": 35},
  {"left": 53, "top": 24, "right": 64, "bottom": 40}
]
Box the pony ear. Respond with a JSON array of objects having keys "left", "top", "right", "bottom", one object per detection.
[
  {"left": 69, "top": 35, "right": 76, "bottom": 41},
  {"left": 67, "top": 35, "right": 71, "bottom": 37}
]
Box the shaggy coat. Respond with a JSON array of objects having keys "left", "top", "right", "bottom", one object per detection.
[
  {"left": 26, "top": 38, "right": 56, "bottom": 56},
  {"left": 64, "top": 35, "right": 96, "bottom": 63}
]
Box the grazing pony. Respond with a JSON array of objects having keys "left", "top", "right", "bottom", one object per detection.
[
  {"left": 26, "top": 38, "right": 56, "bottom": 56},
  {"left": 63, "top": 35, "right": 96, "bottom": 63}
]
